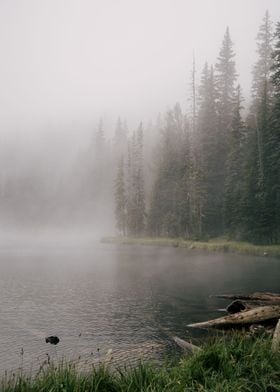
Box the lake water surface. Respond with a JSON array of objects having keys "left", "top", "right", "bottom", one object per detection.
[{"left": 0, "top": 241, "right": 279, "bottom": 373}]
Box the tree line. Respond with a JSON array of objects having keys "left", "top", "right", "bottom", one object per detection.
[{"left": 114, "top": 12, "right": 280, "bottom": 245}]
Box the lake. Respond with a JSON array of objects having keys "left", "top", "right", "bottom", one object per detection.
[{"left": 0, "top": 241, "right": 279, "bottom": 373}]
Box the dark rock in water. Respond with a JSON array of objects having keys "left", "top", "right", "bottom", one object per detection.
[
  {"left": 45, "top": 336, "right": 60, "bottom": 345},
  {"left": 226, "top": 300, "right": 247, "bottom": 314}
]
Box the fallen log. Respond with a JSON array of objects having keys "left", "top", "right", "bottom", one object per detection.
[
  {"left": 225, "top": 299, "right": 278, "bottom": 314},
  {"left": 188, "top": 305, "right": 280, "bottom": 329},
  {"left": 212, "top": 292, "right": 280, "bottom": 302},
  {"left": 272, "top": 319, "right": 280, "bottom": 352},
  {"left": 173, "top": 336, "right": 201, "bottom": 354}
]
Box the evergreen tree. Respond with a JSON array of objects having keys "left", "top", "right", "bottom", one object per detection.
[
  {"left": 224, "top": 85, "right": 246, "bottom": 237},
  {"left": 266, "top": 21, "right": 280, "bottom": 242},
  {"left": 195, "top": 64, "right": 221, "bottom": 237},
  {"left": 216, "top": 27, "right": 237, "bottom": 132},
  {"left": 243, "top": 11, "right": 274, "bottom": 243},
  {"left": 114, "top": 155, "right": 126, "bottom": 235},
  {"left": 215, "top": 27, "right": 237, "bottom": 234},
  {"left": 148, "top": 104, "right": 190, "bottom": 237},
  {"left": 271, "top": 22, "right": 280, "bottom": 89},
  {"left": 126, "top": 123, "right": 145, "bottom": 235},
  {"left": 252, "top": 11, "right": 274, "bottom": 107}
]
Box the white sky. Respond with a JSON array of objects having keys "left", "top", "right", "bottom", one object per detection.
[{"left": 0, "top": 0, "right": 279, "bottom": 133}]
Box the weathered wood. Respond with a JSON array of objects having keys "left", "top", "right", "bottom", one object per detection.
[
  {"left": 225, "top": 299, "right": 276, "bottom": 314},
  {"left": 212, "top": 292, "right": 280, "bottom": 302},
  {"left": 173, "top": 336, "right": 201, "bottom": 354},
  {"left": 188, "top": 305, "right": 280, "bottom": 329},
  {"left": 272, "top": 319, "right": 280, "bottom": 352}
]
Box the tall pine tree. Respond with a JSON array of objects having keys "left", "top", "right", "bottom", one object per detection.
[
  {"left": 126, "top": 123, "right": 145, "bottom": 236},
  {"left": 114, "top": 155, "right": 126, "bottom": 235},
  {"left": 224, "top": 85, "right": 246, "bottom": 238},
  {"left": 215, "top": 27, "right": 237, "bottom": 234},
  {"left": 243, "top": 11, "right": 274, "bottom": 243}
]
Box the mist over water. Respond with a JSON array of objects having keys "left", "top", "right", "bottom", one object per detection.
[
  {"left": 0, "top": 0, "right": 280, "bottom": 376},
  {"left": 0, "top": 244, "right": 279, "bottom": 374}
]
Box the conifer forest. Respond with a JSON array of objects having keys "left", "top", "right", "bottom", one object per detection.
[{"left": 113, "top": 12, "right": 280, "bottom": 245}]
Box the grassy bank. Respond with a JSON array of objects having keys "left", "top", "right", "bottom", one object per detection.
[
  {"left": 2, "top": 336, "right": 280, "bottom": 391},
  {"left": 101, "top": 236, "right": 280, "bottom": 258}
]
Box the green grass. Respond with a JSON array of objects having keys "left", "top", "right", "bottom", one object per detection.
[
  {"left": 1, "top": 336, "right": 280, "bottom": 391},
  {"left": 101, "top": 236, "right": 280, "bottom": 258}
]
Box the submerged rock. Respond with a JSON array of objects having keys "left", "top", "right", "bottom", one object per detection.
[{"left": 45, "top": 336, "right": 60, "bottom": 345}]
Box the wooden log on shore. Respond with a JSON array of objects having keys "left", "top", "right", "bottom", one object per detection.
[
  {"left": 212, "top": 292, "right": 280, "bottom": 302},
  {"left": 225, "top": 299, "right": 278, "bottom": 314},
  {"left": 272, "top": 319, "right": 280, "bottom": 352},
  {"left": 173, "top": 336, "right": 201, "bottom": 354},
  {"left": 188, "top": 305, "right": 280, "bottom": 329}
]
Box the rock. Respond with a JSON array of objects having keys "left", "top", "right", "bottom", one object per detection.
[
  {"left": 226, "top": 300, "right": 248, "bottom": 314},
  {"left": 249, "top": 324, "right": 266, "bottom": 335},
  {"left": 45, "top": 336, "right": 60, "bottom": 345}
]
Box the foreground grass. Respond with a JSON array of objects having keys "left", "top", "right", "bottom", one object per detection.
[
  {"left": 2, "top": 336, "right": 280, "bottom": 391},
  {"left": 101, "top": 236, "right": 280, "bottom": 258}
]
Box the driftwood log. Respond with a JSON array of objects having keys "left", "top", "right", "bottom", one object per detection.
[
  {"left": 272, "top": 319, "right": 280, "bottom": 352},
  {"left": 173, "top": 336, "right": 201, "bottom": 354},
  {"left": 188, "top": 305, "right": 280, "bottom": 329},
  {"left": 212, "top": 292, "right": 280, "bottom": 302},
  {"left": 224, "top": 299, "right": 280, "bottom": 314}
]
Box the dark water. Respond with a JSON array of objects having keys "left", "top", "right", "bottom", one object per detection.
[{"left": 0, "top": 242, "right": 279, "bottom": 373}]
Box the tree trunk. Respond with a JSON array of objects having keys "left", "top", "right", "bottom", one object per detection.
[
  {"left": 225, "top": 299, "right": 280, "bottom": 314},
  {"left": 212, "top": 292, "right": 280, "bottom": 302},
  {"left": 188, "top": 305, "right": 280, "bottom": 329},
  {"left": 173, "top": 336, "right": 201, "bottom": 354},
  {"left": 272, "top": 319, "right": 280, "bottom": 352}
]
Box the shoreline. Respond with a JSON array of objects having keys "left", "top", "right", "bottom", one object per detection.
[
  {"left": 101, "top": 236, "right": 280, "bottom": 258},
  {"left": 1, "top": 335, "right": 279, "bottom": 391}
]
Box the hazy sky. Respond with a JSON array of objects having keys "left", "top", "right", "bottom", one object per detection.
[{"left": 0, "top": 0, "right": 280, "bottom": 133}]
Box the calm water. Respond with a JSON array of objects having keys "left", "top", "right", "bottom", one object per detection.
[{"left": 0, "top": 241, "right": 279, "bottom": 373}]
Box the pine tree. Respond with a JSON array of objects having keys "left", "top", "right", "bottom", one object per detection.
[
  {"left": 148, "top": 103, "right": 191, "bottom": 237},
  {"left": 271, "top": 22, "right": 280, "bottom": 90},
  {"left": 91, "top": 118, "right": 111, "bottom": 207},
  {"left": 266, "top": 21, "right": 280, "bottom": 242},
  {"left": 215, "top": 27, "right": 237, "bottom": 235},
  {"left": 195, "top": 64, "right": 222, "bottom": 237},
  {"left": 134, "top": 123, "right": 145, "bottom": 235},
  {"left": 216, "top": 27, "right": 237, "bottom": 132},
  {"left": 126, "top": 123, "right": 145, "bottom": 236},
  {"left": 252, "top": 11, "right": 274, "bottom": 107},
  {"left": 224, "top": 85, "right": 246, "bottom": 237},
  {"left": 243, "top": 11, "right": 274, "bottom": 243},
  {"left": 114, "top": 155, "right": 126, "bottom": 235}
]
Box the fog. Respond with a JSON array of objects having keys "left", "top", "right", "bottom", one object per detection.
[
  {"left": 1, "top": 2, "right": 280, "bottom": 378},
  {"left": 1, "top": 0, "right": 280, "bottom": 127},
  {"left": 0, "top": 0, "right": 279, "bottom": 238}
]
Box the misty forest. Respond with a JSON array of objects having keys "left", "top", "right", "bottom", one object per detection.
[
  {"left": 1, "top": 3, "right": 280, "bottom": 390},
  {"left": 115, "top": 12, "right": 280, "bottom": 245},
  {"left": 2, "top": 11, "right": 280, "bottom": 246}
]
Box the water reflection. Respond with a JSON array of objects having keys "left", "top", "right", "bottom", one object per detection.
[{"left": 0, "top": 243, "right": 278, "bottom": 373}]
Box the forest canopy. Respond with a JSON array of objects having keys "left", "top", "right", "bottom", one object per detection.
[{"left": 113, "top": 12, "right": 280, "bottom": 245}]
